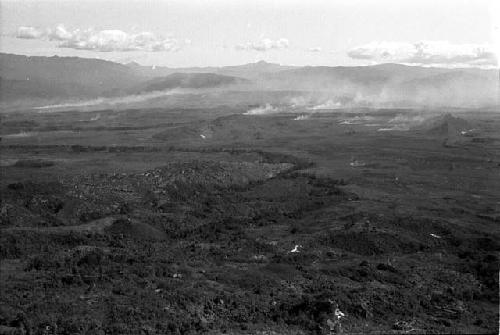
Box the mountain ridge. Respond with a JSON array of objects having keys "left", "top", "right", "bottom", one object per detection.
[{"left": 1, "top": 53, "right": 497, "bottom": 107}]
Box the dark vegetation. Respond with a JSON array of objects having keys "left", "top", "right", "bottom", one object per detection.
[{"left": 1, "top": 103, "right": 499, "bottom": 334}]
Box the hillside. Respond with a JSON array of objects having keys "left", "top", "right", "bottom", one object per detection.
[
  {"left": 263, "top": 64, "right": 498, "bottom": 106},
  {"left": 126, "top": 60, "right": 296, "bottom": 79},
  {"left": 137, "top": 73, "right": 250, "bottom": 93},
  {"left": 0, "top": 77, "right": 95, "bottom": 101},
  {"left": 263, "top": 64, "right": 496, "bottom": 89},
  {"left": 394, "top": 71, "right": 498, "bottom": 106},
  {"left": 0, "top": 53, "right": 143, "bottom": 100}
]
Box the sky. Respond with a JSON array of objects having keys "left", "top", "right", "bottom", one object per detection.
[{"left": 1, "top": 0, "right": 499, "bottom": 68}]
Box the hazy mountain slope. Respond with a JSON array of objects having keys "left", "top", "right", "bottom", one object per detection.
[
  {"left": 216, "top": 60, "right": 297, "bottom": 79},
  {"left": 263, "top": 63, "right": 496, "bottom": 89},
  {"left": 260, "top": 64, "right": 498, "bottom": 106},
  {"left": 0, "top": 77, "right": 95, "bottom": 101},
  {"left": 393, "top": 71, "right": 499, "bottom": 106},
  {"left": 265, "top": 65, "right": 392, "bottom": 86},
  {"left": 0, "top": 53, "right": 144, "bottom": 100},
  {"left": 127, "top": 60, "right": 296, "bottom": 79},
  {"left": 137, "top": 73, "right": 250, "bottom": 93}
]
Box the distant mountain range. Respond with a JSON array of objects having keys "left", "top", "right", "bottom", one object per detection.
[
  {"left": 1, "top": 53, "right": 498, "bottom": 107},
  {"left": 126, "top": 60, "right": 297, "bottom": 79}
]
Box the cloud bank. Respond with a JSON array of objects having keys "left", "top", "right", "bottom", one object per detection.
[
  {"left": 16, "top": 24, "right": 184, "bottom": 52},
  {"left": 235, "top": 38, "right": 289, "bottom": 51},
  {"left": 348, "top": 41, "right": 497, "bottom": 67}
]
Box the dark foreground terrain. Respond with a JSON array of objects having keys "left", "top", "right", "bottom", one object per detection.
[{"left": 1, "top": 102, "right": 499, "bottom": 334}]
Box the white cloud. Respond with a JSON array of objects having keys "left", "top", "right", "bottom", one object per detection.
[
  {"left": 16, "top": 26, "right": 44, "bottom": 39},
  {"left": 59, "top": 29, "right": 181, "bottom": 52},
  {"left": 15, "top": 24, "right": 185, "bottom": 52},
  {"left": 348, "top": 41, "right": 497, "bottom": 67},
  {"left": 235, "top": 38, "right": 289, "bottom": 51}
]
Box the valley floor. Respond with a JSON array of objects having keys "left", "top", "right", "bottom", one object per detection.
[{"left": 1, "top": 106, "right": 499, "bottom": 334}]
